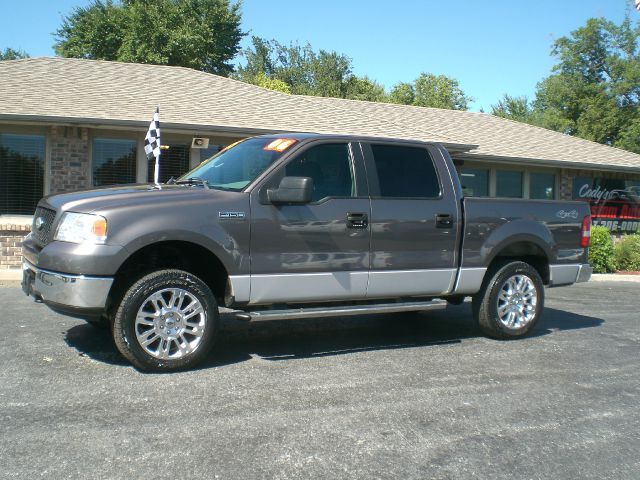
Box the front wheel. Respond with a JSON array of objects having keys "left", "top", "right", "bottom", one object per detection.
[
  {"left": 472, "top": 261, "right": 544, "bottom": 339},
  {"left": 112, "top": 269, "right": 218, "bottom": 372}
]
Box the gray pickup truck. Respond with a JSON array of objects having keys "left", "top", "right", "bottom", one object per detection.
[{"left": 22, "top": 133, "right": 592, "bottom": 371}]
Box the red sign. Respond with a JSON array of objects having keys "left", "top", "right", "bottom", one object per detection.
[{"left": 573, "top": 177, "right": 640, "bottom": 234}]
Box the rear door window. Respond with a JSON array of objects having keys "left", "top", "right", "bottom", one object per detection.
[{"left": 370, "top": 144, "right": 440, "bottom": 198}]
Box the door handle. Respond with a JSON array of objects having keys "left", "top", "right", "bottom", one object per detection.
[
  {"left": 436, "top": 213, "right": 454, "bottom": 229},
  {"left": 347, "top": 212, "right": 368, "bottom": 229}
]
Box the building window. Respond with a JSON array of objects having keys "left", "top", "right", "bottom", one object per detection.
[
  {"left": 0, "top": 133, "right": 45, "bottom": 215},
  {"left": 93, "top": 138, "right": 136, "bottom": 186},
  {"left": 496, "top": 170, "right": 523, "bottom": 198},
  {"left": 530, "top": 172, "right": 555, "bottom": 199},
  {"left": 370, "top": 144, "right": 440, "bottom": 198},
  {"left": 459, "top": 168, "right": 489, "bottom": 197},
  {"left": 148, "top": 144, "right": 190, "bottom": 183}
]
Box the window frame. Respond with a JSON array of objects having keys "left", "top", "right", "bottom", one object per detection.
[
  {"left": 457, "top": 161, "right": 559, "bottom": 200},
  {"left": 0, "top": 131, "right": 47, "bottom": 216},
  {"left": 361, "top": 141, "right": 443, "bottom": 200},
  {"left": 91, "top": 137, "right": 138, "bottom": 187},
  {"left": 258, "top": 139, "right": 367, "bottom": 205},
  {"left": 459, "top": 167, "right": 490, "bottom": 197},
  {"left": 495, "top": 169, "right": 524, "bottom": 199},
  {"left": 528, "top": 171, "right": 557, "bottom": 200}
]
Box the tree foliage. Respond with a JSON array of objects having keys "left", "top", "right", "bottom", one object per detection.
[
  {"left": 412, "top": 73, "right": 471, "bottom": 110},
  {"left": 235, "top": 37, "right": 354, "bottom": 97},
  {"left": 534, "top": 16, "right": 640, "bottom": 152},
  {"left": 389, "top": 82, "right": 415, "bottom": 105},
  {"left": 494, "top": 14, "right": 640, "bottom": 154},
  {"left": 236, "top": 37, "right": 471, "bottom": 109},
  {"left": 491, "top": 95, "right": 535, "bottom": 123},
  {"left": 251, "top": 72, "right": 291, "bottom": 93},
  {"left": 0, "top": 48, "right": 30, "bottom": 61},
  {"left": 54, "top": 0, "right": 244, "bottom": 76}
]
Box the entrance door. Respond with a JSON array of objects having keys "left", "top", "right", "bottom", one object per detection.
[{"left": 249, "top": 141, "right": 370, "bottom": 305}]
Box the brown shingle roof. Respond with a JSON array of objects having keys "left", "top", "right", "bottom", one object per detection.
[{"left": 1, "top": 57, "right": 639, "bottom": 171}]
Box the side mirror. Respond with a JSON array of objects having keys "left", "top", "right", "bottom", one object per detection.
[{"left": 267, "top": 176, "right": 314, "bottom": 204}]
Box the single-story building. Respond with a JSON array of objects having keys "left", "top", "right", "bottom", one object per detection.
[{"left": 1, "top": 57, "right": 640, "bottom": 269}]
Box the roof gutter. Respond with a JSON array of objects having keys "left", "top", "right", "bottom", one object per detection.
[
  {"left": 0, "top": 114, "right": 279, "bottom": 136},
  {"left": 0, "top": 114, "right": 478, "bottom": 151},
  {"left": 456, "top": 152, "right": 640, "bottom": 174}
]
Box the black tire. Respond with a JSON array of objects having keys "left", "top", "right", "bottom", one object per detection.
[
  {"left": 472, "top": 261, "right": 544, "bottom": 339},
  {"left": 112, "top": 269, "right": 218, "bottom": 372}
]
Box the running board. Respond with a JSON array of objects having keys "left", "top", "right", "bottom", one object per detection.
[{"left": 225, "top": 299, "right": 447, "bottom": 322}]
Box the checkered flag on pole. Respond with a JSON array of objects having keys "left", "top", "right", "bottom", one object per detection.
[{"left": 144, "top": 107, "right": 161, "bottom": 184}]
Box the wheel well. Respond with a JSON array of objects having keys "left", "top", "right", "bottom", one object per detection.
[
  {"left": 489, "top": 241, "right": 550, "bottom": 284},
  {"left": 106, "top": 241, "right": 229, "bottom": 314}
]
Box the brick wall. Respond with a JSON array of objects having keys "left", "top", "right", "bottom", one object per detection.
[
  {"left": 50, "top": 125, "right": 91, "bottom": 195},
  {"left": 0, "top": 224, "right": 30, "bottom": 269}
]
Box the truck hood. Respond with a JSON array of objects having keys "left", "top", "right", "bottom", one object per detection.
[{"left": 42, "top": 184, "right": 230, "bottom": 213}]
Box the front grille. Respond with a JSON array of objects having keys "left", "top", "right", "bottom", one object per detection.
[{"left": 32, "top": 207, "right": 57, "bottom": 245}]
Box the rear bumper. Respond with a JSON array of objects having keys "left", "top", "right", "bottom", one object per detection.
[
  {"left": 549, "top": 263, "right": 592, "bottom": 286},
  {"left": 575, "top": 263, "right": 592, "bottom": 283},
  {"left": 22, "top": 259, "right": 113, "bottom": 311}
]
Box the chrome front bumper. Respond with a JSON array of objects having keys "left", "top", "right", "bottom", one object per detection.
[{"left": 22, "top": 260, "right": 113, "bottom": 310}]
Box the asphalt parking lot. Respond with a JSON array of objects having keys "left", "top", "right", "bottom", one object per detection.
[{"left": 0, "top": 281, "right": 638, "bottom": 480}]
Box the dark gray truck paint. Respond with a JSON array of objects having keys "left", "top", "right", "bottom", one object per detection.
[{"left": 22, "top": 133, "right": 591, "bottom": 319}]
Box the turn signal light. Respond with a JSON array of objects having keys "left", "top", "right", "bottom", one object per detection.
[
  {"left": 580, "top": 215, "right": 591, "bottom": 248},
  {"left": 92, "top": 218, "right": 108, "bottom": 237}
]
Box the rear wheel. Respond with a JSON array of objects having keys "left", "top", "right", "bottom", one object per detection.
[
  {"left": 112, "top": 269, "right": 218, "bottom": 372},
  {"left": 472, "top": 261, "right": 544, "bottom": 339}
]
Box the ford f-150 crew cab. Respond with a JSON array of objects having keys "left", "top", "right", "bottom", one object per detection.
[{"left": 22, "top": 133, "right": 592, "bottom": 371}]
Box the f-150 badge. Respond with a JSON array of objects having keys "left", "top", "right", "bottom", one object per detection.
[{"left": 219, "top": 211, "right": 246, "bottom": 219}]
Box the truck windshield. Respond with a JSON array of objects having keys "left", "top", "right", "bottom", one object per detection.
[{"left": 178, "top": 137, "right": 295, "bottom": 191}]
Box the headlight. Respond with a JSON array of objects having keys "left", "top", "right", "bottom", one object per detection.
[{"left": 54, "top": 212, "right": 108, "bottom": 244}]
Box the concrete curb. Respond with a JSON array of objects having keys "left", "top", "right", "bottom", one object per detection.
[{"left": 590, "top": 273, "right": 640, "bottom": 282}]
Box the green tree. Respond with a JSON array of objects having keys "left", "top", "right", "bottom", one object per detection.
[
  {"left": 237, "top": 37, "right": 472, "bottom": 109},
  {"left": 344, "top": 75, "right": 387, "bottom": 102},
  {"left": 235, "top": 37, "right": 351, "bottom": 97},
  {"left": 533, "top": 16, "right": 640, "bottom": 152},
  {"left": 491, "top": 94, "right": 535, "bottom": 123},
  {"left": 0, "top": 48, "right": 30, "bottom": 60},
  {"left": 413, "top": 73, "right": 471, "bottom": 110},
  {"left": 54, "top": 0, "right": 244, "bottom": 76},
  {"left": 389, "top": 82, "right": 415, "bottom": 105},
  {"left": 388, "top": 74, "right": 471, "bottom": 110},
  {"left": 236, "top": 37, "right": 389, "bottom": 101},
  {"left": 251, "top": 72, "right": 291, "bottom": 93}
]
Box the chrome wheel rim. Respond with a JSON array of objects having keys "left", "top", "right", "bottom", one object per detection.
[
  {"left": 135, "top": 288, "right": 206, "bottom": 360},
  {"left": 496, "top": 274, "right": 537, "bottom": 330}
]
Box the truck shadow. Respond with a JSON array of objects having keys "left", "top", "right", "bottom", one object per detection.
[{"left": 63, "top": 303, "right": 604, "bottom": 370}]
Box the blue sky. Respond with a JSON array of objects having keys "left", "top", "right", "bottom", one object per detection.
[{"left": 0, "top": 0, "right": 635, "bottom": 111}]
